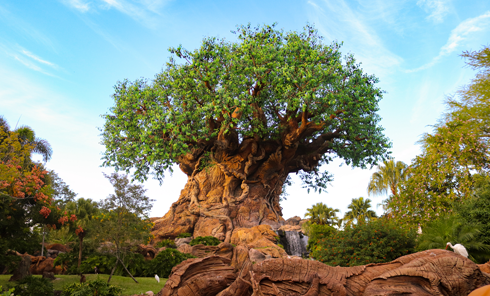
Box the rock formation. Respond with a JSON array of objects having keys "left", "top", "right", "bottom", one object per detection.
[{"left": 157, "top": 248, "right": 490, "bottom": 296}]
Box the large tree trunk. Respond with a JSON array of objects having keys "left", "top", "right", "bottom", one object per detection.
[
  {"left": 157, "top": 248, "right": 490, "bottom": 296},
  {"left": 152, "top": 138, "right": 296, "bottom": 242}
]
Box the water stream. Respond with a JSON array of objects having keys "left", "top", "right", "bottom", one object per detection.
[{"left": 276, "top": 230, "right": 309, "bottom": 257}]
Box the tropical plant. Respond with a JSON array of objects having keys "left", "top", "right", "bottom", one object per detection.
[
  {"left": 101, "top": 24, "right": 391, "bottom": 237},
  {"left": 155, "top": 239, "right": 176, "bottom": 249},
  {"left": 0, "top": 119, "right": 74, "bottom": 269},
  {"left": 343, "top": 197, "right": 377, "bottom": 226},
  {"left": 415, "top": 214, "right": 490, "bottom": 262},
  {"left": 304, "top": 223, "right": 336, "bottom": 251},
  {"left": 389, "top": 46, "right": 490, "bottom": 228},
  {"left": 145, "top": 248, "right": 195, "bottom": 278},
  {"left": 12, "top": 276, "right": 54, "bottom": 296},
  {"left": 310, "top": 219, "right": 416, "bottom": 266},
  {"left": 61, "top": 279, "right": 122, "bottom": 296},
  {"left": 456, "top": 177, "right": 490, "bottom": 263},
  {"left": 176, "top": 232, "right": 192, "bottom": 238},
  {"left": 304, "top": 202, "right": 340, "bottom": 226},
  {"left": 189, "top": 236, "right": 221, "bottom": 246},
  {"left": 368, "top": 159, "right": 408, "bottom": 197}
]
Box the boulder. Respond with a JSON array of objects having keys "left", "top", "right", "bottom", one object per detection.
[
  {"left": 31, "top": 257, "right": 55, "bottom": 275},
  {"left": 177, "top": 244, "right": 193, "bottom": 255},
  {"left": 137, "top": 244, "right": 158, "bottom": 260},
  {"left": 175, "top": 237, "right": 192, "bottom": 247},
  {"left": 157, "top": 249, "right": 490, "bottom": 296},
  {"left": 278, "top": 224, "right": 302, "bottom": 232},
  {"left": 45, "top": 243, "right": 70, "bottom": 253},
  {"left": 284, "top": 216, "right": 302, "bottom": 226}
]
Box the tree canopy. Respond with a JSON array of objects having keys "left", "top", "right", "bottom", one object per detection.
[
  {"left": 387, "top": 46, "right": 490, "bottom": 227},
  {"left": 101, "top": 24, "right": 390, "bottom": 191}
]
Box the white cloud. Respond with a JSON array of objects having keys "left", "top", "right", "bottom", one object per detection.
[
  {"left": 306, "top": 0, "right": 403, "bottom": 79},
  {"left": 406, "top": 11, "right": 490, "bottom": 73},
  {"left": 0, "top": 43, "right": 60, "bottom": 77},
  {"left": 417, "top": 0, "right": 450, "bottom": 23},
  {"left": 61, "top": 0, "right": 91, "bottom": 12},
  {"left": 20, "top": 49, "right": 58, "bottom": 68}
]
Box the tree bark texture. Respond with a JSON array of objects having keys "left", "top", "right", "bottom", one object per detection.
[
  {"left": 152, "top": 138, "right": 305, "bottom": 242},
  {"left": 157, "top": 248, "right": 490, "bottom": 296}
]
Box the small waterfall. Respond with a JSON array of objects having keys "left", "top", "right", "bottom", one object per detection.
[{"left": 276, "top": 230, "right": 309, "bottom": 257}]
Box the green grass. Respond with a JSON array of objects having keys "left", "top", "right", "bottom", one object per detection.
[{"left": 0, "top": 274, "right": 166, "bottom": 296}]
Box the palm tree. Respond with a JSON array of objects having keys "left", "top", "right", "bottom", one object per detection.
[
  {"left": 304, "top": 202, "right": 340, "bottom": 226},
  {"left": 0, "top": 116, "right": 52, "bottom": 163},
  {"left": 368, "top": 159, "right": 408, "bottom": 197},
  {"left": 343, "top": 197, "right": 377, "bottom": 226},
  {"left": 416, "top": 214, "right": 490, "bottom": 262}
]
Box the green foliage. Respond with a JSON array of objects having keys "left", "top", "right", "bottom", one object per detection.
[
  {"left": 305, "top": 224, "right": 336, "bottom": 251},
  {"left": 61, "top": 279, "right": 122, "bottom": 296},
  {"left": 12, "top": 276, "right": 53, "bottom": 296},
  {"left": 343, "top": 197, "right": 377, "bottom": 227},
  {"left": 0, "top": 285, "right": 14, "bottom": 296},
  {"left": 415, "top": 214, "right": 490, "bottom": 263},
  {"left": 277, "top": 244, "right": 284, "bottom": 249},
  {"left": 176, "top": 233, "right": 192, "bottom": 238},
  {"left": 145, "top": 249, "right": 195, "bottom": 278},
  {"left": 457, "top": 178, "right": 490, "bottom": 263},
  {"left": 310, "top": 220, "right": 415, "bottom": 266},
  {"left": 101, "top": 24, "right": 390, "bottom": 191},
  {"left": 304, "top": 203, "right": 339, "bottom": 226},
  {"left": 390, "top": 46, "right": 490, "bottom": 228},
  {"left": 368, "top": 159, "right": 408, "bottom": 197},
  {"left": 189, "top": 236, "right": 221, "bottom": 246},
  {"left": 92, "top": 173, "right": 154, "bottom": 279},
  {"left": 155, "top": 239, "right": 176, "bottom": 249}
]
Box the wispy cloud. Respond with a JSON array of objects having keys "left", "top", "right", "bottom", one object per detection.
[
  {"left": 306, "top": 0, "right": 403, "bottom": 79},
  {"left": 0, "top": 42, "right": 61, "bottom": 77},
  {"left": 21, "top": 49, "right": 58, "bottom": 68},
  {"left": 61, "top": 0, "right": 91, "bottom": 12},
  {"left": 406, "top": 11, "right": 490, "bottom": 73},
  {"left": 417, "top": 0, "right": 450, "bottom": 23},
  {"left": 60, "top": 0, "right": 170, "bottom": 28}
]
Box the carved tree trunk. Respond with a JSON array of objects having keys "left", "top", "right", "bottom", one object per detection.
[
  {"left": 152, "top": 137, "right": 300, "bottom": 242},
  {"left": 158, "top": 248, "right": 490, "bottom": 296}
]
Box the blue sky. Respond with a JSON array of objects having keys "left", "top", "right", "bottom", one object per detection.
[{"left": 1, "top": 0, "right": 489, "bottom": 220}]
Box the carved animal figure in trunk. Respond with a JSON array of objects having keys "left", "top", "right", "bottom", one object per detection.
[{"left": 101, "top": 24, "right": 390, "bottom": 243}]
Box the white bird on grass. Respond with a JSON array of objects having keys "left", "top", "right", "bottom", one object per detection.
[
  {"left": 446, "top": 242, "right": 468, "bottom": 258},
  {"left": 155, "top": 274, "right": 160, "bottom": 283}
]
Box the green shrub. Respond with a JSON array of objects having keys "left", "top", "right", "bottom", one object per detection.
[
  {"left": 306, "top": 224, "right": 337, "bottom": 251},
  {"left": 0, "top": 285, "right": 14, "bottom": 296},
  {"left": 176, "top": 233, "right": 192, "bottom": 238},
  {"left": 78, "top": 253, "right": 147, "bottom": 277},
  {"left": 310, "top": 219, "right": 416, "bottom": 266},
  {"left": 61, "top": 279, "right": 122, "bottom": 296},
  {"left": 155, "top": 239, "right": 176, "bottom": 249},
  {"left": 12, "top": 276, "right": 54, "bottom": 296},
  {"left": 189, "top": 236, "right": 221, "bottom": 246},
  {"left": 145, "top": 248, "right": 195, "bottom": 278}
]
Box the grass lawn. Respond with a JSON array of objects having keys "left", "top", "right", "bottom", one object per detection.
[{"left": 0, "top": 274, "right": 167, "bottom": 296}]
